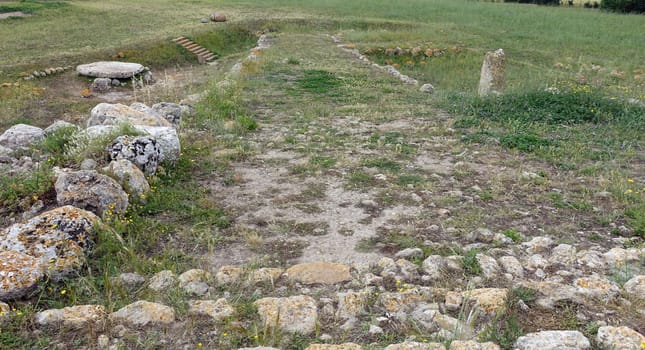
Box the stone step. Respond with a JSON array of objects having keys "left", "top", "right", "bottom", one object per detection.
[{"left": 171, "top": 36, "right": 217, "bottom": 63}]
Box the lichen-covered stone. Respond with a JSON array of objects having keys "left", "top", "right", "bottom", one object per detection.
[
  {"left": 378, "top": 287, "right": 437, "bottom": 313},
  {"left": 519, "top": 281, "right": 577, "bottom": 309},
  {"left": 623, "top": 275, "right": 645, "bottom": 297},
  {"left": 178, "top": 269, "right": 211, "bottom": 286},
  {"left": 88, "top": 103, "right": 172, "bottom": 128},
  {"left": 55, "top": 171, "right": 128, "bottom": 217},
  {"left": 188, "top": 298, "right": 234, "bottom": 321},
  {"left": 148, "top": 270, "right": 177, "bottom": 292},
  {"left": 337, "top": 291, "right": 368, "bottom": 319},
  {"left": 514, "top": 330, "right": 590, "bottom": 350},
  {"left": 109, "top": 300, "right": 174, "bottom": 327},
  {"left": 0, "top": 206, "right": 99, "bottom": 280},
  {"left": 132, "top": 125, "right": 181, "bottom": 162},
  {"left": 305, "top": 344, "right": 362, "bottom": 350},
  {"left": 102, "top": 159, "right": 150, "bottom": 196},
  {"left": 422, "top": 255, "right": 446, "bottom": 279},
  {"left": 549, "top": 244, "right": 577, "bottom": 266},
  {"left": 0, "top": 124, "right": 44, "bottom": 150},
  {"left": 286, "top": 261, "right": 351, "bottom": 285},
  {"left": 476, "top": 253, "right": 500, "bottom": 279},
  {"left": 603, "top": 247, "right": 641, "bottom": 268},
  {"left": 384, "top": 342, "right": 444, "bottom": 350},
  {"left": 596, "top": 326, "right": 645, "bottom": 350},
  {"left": 449, "top": 341, "right": 500, "bottom": 350},
  {"left": 573, "top": 275, "right": 620, "bottom": 302},
  {"left": 35, "top": 305, "right": 106, "bottom": 329},
  {"left": 255, "top": 295, "right": 317, "bottom": 334},
  {"left": 411, "top": 304, "right": 474, "bottom": 339},
  {"left": 463, "top": 288, "right": 508, "bottom": 315},
  {"left": 248, "top": 268, "right": 283, "bottom": 285},
  {"left": 216, "top": 265, "right": 244, "bottom": 285},
  {"left": 522, "top": 236, "right": 554, "bottom": 254},
  {"left": 0, "top": 250, "right": 44, "bottom": 300},
  {"left": 107, "top": 135, "right": 161, "bottom": 175},
  {"left": 498, "top": 256, "right": 524, "bottom": 279},
  {"left": 152, "top": 102, "right": 184, "bottom": 126},
  {"left": 179, "top": 269, "right": 211, "bottom": 295}
]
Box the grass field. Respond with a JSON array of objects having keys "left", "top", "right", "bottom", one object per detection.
[
  {"left": 1, "top": 0, "right": 643, "bottom": 96},
  {"left": 0, "top": 0, "right": 644, "bottom": 349}
]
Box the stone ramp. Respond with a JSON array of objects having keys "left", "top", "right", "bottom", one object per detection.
[{"left": 172, "top": 36, "right": 217, "bottom": 64}]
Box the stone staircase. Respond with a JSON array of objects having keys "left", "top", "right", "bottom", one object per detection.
[{"left": 172, "top": 36, "right": 217, "bottom": 64}]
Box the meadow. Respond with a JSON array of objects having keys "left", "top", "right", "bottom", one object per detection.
[{"left": 0, "top": 0, "right": 643, "bottom": 349}]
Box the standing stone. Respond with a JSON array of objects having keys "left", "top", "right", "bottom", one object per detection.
[
  {"left": 478, "top": 49, "right": 505, "bottom": 97},
  {"left": 55, "top": 171, "right": 128, "bottom": 217},
  {"left": 254, "top": 295, "right": 317, "bottom": 334}
]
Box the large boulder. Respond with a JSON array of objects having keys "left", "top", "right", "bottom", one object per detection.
[
  {"left": 106, "top": 135, "right": 161, "bottom": 175},
  {"left": 0, "top": 250, "right": 44, "bottom": 301},
  {"left": 88, "top": 103, "right": 172, "bottom": 128},
  {"left": 76, "top": 61, "right": 144, "bottom": 79},
  {"left": 0, "top": 124, "right": 45, "bottom": 150},
  {"left": 0, "top": 206, "right": 99, "bottom": 280},
  {"left": 55, "top": 170, "right": 129, "bottom": 216},
  {"left": 102, "top": 159, "right": 150, "bottom": 196}
]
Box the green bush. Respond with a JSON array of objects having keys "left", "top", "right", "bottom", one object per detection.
[
  {"left": 601, "top": 0, "right": 645, "bottom": 13},
  {"left": 504, "top": 0, "right": 561, "bottom": 5}
]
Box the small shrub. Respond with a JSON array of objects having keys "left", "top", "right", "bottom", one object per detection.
[
  {"left": 601, "top": 0, "right": 645, "bottom": 13},
  {"left": 297, "top": 70, "right": 342, "bottom": 94},
  {"left": 37, "top": 125, "right": 77, "bottom": 165},
  {"left": 462, "top": 248, "right": 481, "bottom": 276},
  {"left": 499, "top": 133, "right": 553, "bottom": 153},
  {"left": 502, "top": 229, "right": 522, "bottom": 243}
]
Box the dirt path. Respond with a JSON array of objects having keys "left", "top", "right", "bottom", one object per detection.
[{"left": 201, "top": 32, "right": 629, "bottom": 272}]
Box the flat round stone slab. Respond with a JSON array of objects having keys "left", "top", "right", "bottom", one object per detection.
[{"left": 76, "top": 61, "right": 144, "bottom": 79}]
